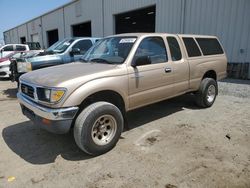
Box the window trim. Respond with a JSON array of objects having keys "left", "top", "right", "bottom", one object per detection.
[
  {"left": 166, "top": 36, "right": 183, "bottom": 61},
  {"left": 16, "top": 45, "right": 27, "bottom": 51},
  {"left": 182, "top": 37, "right": 203, "bottom": 58},
  {"left": 195, "top": 37, "right": 224, "bottom": 56}
]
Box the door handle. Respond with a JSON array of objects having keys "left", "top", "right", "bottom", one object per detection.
[{"left": 165, "top": 67, "right": 172, "bottom": 73}]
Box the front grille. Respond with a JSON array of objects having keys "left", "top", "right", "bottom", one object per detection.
[
  {"left": 0, "top": 72, "right": 7, "bottom": 76},
  {"left": 21, "top": 83, "right": 35, "bottom": 99}
]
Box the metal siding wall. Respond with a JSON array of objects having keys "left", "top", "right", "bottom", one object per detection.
[
  {"left": 64, "top": 0, "right": 103, "bottom": 37},
  {"left": 183, "top": 0, "right": 250, "bottom": 63},
  {"left": 27, "top": 18, "right": 43, "bottom": 47},
  {"left": 17, "top": 25, "right": 28, "bottom": 43},
  {"left": 9, "top": 28, "right": 19, "bottom": 43},
  {"left": 41, "top": 8, "right": 64, "bottom": 48},
  {"left": 242, "top": 0, "right": 250, "bottom": 62},
  {"left": 156, "top": 0, "right": 182, "bottom": 33}
]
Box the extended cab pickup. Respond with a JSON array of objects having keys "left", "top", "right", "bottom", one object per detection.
[{"left": 17, "top": 33, "right": 227, "bottom": 155}]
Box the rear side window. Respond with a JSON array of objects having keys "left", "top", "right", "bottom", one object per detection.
[
  {"left": 196, "top": 38, "right": 224, "bottom": 55},
  {"left": 27, "top": 42, "right": 41, "bottom": 50},
  {"left": 134, "top": 37, "right": 168, "bottom": 65},
  {"left": 72, "top": 40, "right": 93, "bottom": 55},
  {"left": 3, "top": 45, "right": 14, "bottom": 51},
  {"left": 182, "top": 37, "right": 201, "bottom": 57},
  {"left": 16, "top": 45, "right": 26, "bottom": 51},
  {"left": 167, "top": 37, "right": 182, "bottom": 61}
]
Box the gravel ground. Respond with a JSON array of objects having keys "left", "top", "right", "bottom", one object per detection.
[
  {"left": 0, "top": 78, "right": 249, "bottom": 188},
  {"left": 218, "top": 79, "right": 250, "bottom": 98}
]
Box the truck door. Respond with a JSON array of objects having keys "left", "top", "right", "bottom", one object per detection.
[
  {"left": 166, "top": 35, "right": 189, "bottom": 94},
  {"left": 128, "top": 36, "right": 175, "bottom": 109}
]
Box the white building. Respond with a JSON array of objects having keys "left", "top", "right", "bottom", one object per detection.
[{"left": 3, "top": 0, "right": 250, "bottom": 78}]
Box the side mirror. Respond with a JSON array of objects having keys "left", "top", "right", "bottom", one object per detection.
[
  {"left": 70, "top": 48, "right": 80, "bottom": 56},
  {"left": 132, "top": 56, "right": 151, "bottom": 67}
]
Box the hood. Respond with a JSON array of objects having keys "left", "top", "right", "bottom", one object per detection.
[
  {"left": 27, "top": 54, "right": 61, "bottom": 64},
  {"left": 20, "top": 62, "right": 122, "bottom": 88}
]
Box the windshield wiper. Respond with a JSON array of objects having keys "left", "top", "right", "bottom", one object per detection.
[
  {"left": 80, "top": 58, "right": 88, "bottom": 62},
  {"left": 90, "top": 58, "right": 113, "bottom": 64},
  {"left": 43, "top": 50, "right": 55, "bottom": 55}
]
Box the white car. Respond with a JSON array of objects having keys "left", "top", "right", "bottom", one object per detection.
[
  {"left": 0, "top": 44, "right": 28, "bottom": 58},
  {"left": 0, "top": 42, "right": 41, "bottom": 58},
  {"left": 0, "top": 52, "right": 24, "bottom": 78}
]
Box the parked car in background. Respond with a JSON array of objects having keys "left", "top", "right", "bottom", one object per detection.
[
  {"left": 0, "top": 51, "right": 26, "bottom": 78},
  {"left": 0, "top": 42, "right": 42, "bottom": 58},
  {"left": 17, "top": 33, "right": 227, "bottom": 156},
  {"left": 10, "top": 37, "right": 100, "bottom": 83}
]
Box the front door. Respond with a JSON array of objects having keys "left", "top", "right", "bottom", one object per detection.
[{"left": 128, "top": 36, "right": 174, "bottom": 110}]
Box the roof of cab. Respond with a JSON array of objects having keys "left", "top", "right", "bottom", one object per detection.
[
  {"left": 72, "top": 37, "right": 101, "bottom": 40},
  {"left": 106, "top": 33, "right": 218, "bottom": 39}
]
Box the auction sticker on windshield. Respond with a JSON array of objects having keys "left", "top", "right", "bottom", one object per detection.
[
  {"left": 119, "top": 38, "right": 136, "bottom": 43},
  {"left": 63, "top": 42, "right": 71, "bottom": 46}
]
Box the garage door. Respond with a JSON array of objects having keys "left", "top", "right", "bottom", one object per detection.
[
  {"left": 115, "top": 6, "right": 156, "bottom": 34},
  {"left": 31, "top": 34, "right": 39, "bottom": 42}
]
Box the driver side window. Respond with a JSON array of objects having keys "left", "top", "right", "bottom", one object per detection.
[
  {"left": 72, "top": 40, "right": 92, "bottom": 55},
  {"left": 133, "top": 37, "right": 168, "bottom": 65}
]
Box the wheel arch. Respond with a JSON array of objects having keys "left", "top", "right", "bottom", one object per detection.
[
  {"left": 202, "top": 70, "right": 217, "bottom": 81},
  {"left": 201, "top": 70, "right": 218, "bottom": 95},
  {"left": 70, "top": 89, "right": 127, "bottom": 129}
]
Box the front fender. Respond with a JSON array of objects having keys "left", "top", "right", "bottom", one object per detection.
[{"left": 62, "top": 75, "right": 129, "bottom": 111}]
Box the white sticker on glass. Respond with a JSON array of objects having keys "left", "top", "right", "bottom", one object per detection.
[
  {"left": 119, "top": 38, "right": 136, "bottom": 43},
  {"left": 63, "top": 42, "right": 71, "bottom": 46}
]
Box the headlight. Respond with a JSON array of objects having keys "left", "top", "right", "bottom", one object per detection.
[
  {"left": 37, "top": 88, "right": 66, "bottom": 103},
  {"left": 26, "top": 62, "right": 32, "bottom": 72},
  {"left": 17, "top": 62, "right": 32, "bottom": 73}
]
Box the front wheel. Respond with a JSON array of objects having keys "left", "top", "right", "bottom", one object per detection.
[
  {"left": 74, "top": 102, "right": 124, "bottom": 156},
  {"left": 195, "top": 78, "right": 218, "bottom": 108}
]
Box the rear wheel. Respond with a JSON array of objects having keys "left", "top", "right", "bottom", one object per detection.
[
  {"left": 195, "top": 78, "right": 217, "bottom": 108},
  {"left": 74, "top": 101, "right": 124, "bottom": 156}
]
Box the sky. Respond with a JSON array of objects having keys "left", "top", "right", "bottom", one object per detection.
[{"left": 0, "top": 0, "right": 70, "bottom": 45}]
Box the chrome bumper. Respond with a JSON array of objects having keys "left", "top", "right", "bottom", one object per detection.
[{"left": 17, "top": 92, "right": 79, "bottom": 121}]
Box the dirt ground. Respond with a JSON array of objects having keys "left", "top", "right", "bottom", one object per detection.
[{"left": 0, "top": 78, "right": 249, "bottom": 188}]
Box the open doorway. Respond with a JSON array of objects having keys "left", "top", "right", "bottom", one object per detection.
[
  {"left": 115, "top": 5, "right": 156, "bottom": 34},
  {"left": 72, "top": 22, "right": 92, "bottom": 37},
  {"left": 20, "top": 37, "right": 26, "bottom": 44},
  {"left": 47, "top": 29, "right": 59, "bottom": 47}
]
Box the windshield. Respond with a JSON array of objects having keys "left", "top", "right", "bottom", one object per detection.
[
  {"left": 46, "top": 39, "right": 75, "bottom": 53},
  {"left": 82, "top": 36, "right": 137, "bottom": 64}
]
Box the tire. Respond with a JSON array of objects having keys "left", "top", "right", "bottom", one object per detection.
[
  {"left": 74, "top": 101, "right": 124, "bottom": 156},
  {"left": 195, "top": 78, "right": 218, "bottom": 108}
]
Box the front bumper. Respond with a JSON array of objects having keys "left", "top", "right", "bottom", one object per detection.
[
  {"left": 17, "top": 92, "right": 79, "bottom": 134},
  {"left": 0, "top": 67, "right": 10, "bottom": 78}
]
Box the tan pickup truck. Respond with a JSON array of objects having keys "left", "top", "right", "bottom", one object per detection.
[{"left": 17, "top": 33, "right": 227, "bottom": 155}]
